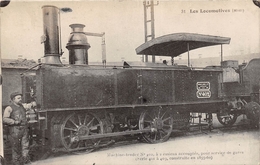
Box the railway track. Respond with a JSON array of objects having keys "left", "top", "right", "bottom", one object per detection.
[{"left": 3, "top": 119, "right": 256, "bottom": 165}]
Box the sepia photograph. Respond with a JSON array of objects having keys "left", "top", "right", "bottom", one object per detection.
[{"left": 0, "top": 0, "right": 259, "bottom": 165}]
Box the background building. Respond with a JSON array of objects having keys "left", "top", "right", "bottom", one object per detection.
[{"left": 1, "top": 58, "right": 36, "bottom": 107}]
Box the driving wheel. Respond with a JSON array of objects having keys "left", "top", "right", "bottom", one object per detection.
[
  {"left": 60, "top": 112, "right": 103, "bottom": 153},
  {"left": 139, "top": 109, "right": 173, "bottom": 143}
]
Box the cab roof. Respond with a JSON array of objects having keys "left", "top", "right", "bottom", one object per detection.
[{"left": 135, "top": 33, "right": 231, "bottom": 57}]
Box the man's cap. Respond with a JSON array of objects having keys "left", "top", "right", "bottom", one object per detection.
[{"left": 10, "top": 92, "right": 22, "bottom": 100}]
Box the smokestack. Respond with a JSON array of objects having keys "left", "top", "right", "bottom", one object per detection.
[
  {"left": 42, "top": 5, "right": 62, "bottom": 64},
  {"left": 66, "top": 24, "right": 90, "bottom": 65}
]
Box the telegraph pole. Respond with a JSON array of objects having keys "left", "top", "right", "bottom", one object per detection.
[{"left": 143, "top": 0, "right": 158, "bottom": 63}]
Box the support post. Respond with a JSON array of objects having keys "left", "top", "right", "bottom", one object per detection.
[
  {"left": 143, "top": 1, "right": 148, "bottom": 62},
  {"left": 187, "top": 42, "right": 190, "bottom": 67},
  {"left": 220, "top": 44, "right": 223, "bottom": 64},
  {"left": 151, "top": 0, "right": 155, "bottom": 63}
]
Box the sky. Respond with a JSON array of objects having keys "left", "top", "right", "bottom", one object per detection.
[{"left": 0, "top": 0, "right": 259, "bottom": 64}]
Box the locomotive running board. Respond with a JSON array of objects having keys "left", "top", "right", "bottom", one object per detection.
[{"left": 79, "top": 128, "right": 151, "bottom": 141}]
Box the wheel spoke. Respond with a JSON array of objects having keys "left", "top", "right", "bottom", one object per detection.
[
  {"left": 78, "top": 115, "right": 82, "bottom": 125},
  {"left": 160, "top": 111, "right": 167, "bottom": 119},
  {"left": 83, "top": 114, "right": 88, "bottom": 125},
  {"left": 64, "top": 135, "right": 71, "bottom": 140},
  {"left": 144, "top": 120, "right": 152, "bottom": 123},
  {"left": 146, "top": 113, "right": 154, "bottom": 121},
  {"left": 159, "top": 129, "right": 167, "bottom": 135},
  {"left": 157, "top": 109, "right": 161, "bottom": 118},
  {"left": 158, "top": 130, "right": 162, "bottom": 139},
  {"left": 69, "top": 118, "right": 79, "bottom": 128},
  {"left": 86, "top": 117, "right": 95, "bottom": 127},
  {"left": 153, "top": 132, "right": 157, "bottom": 141},
  {"left": 162, "top": 117, "right": 171, "bottom": 123},
  {"left": 78, "top": 141, "right": 84, "bottom": 148},
  {"left": 64, "top": 127, "right": 77, "bottom": 132},
  {"left": 159, "top": 129, "right": 168, "bottom": 138},
  {"left": 67, "top": 141, "right": 73, "bottom": 149},
  {"left": 153, "top": 110, "right": 158, "bottom": 119},
  {"left": 89, "top": 124, "right": 100, "bottom": 130}
]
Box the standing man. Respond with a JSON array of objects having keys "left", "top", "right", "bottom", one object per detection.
[{"left": 3, "top": 92, "right": 36, "bottom": 165}]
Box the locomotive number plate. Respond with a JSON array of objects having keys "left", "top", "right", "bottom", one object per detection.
[
  {"left": 196, "top": 82, "right": 210, "bottom": 90},
  {"left": 196, "top": 82, "right": 211, "bottom": 98},
  {"left": 196, "top": 91, "right": 211, "bottom": 98}
]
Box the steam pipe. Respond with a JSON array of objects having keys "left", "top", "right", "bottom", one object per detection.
[{"left": 83, "top": 32, "right": 106, "bottom": 66}]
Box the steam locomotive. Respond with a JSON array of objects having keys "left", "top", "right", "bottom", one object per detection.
[{"left": 15, "top": 5, "right": 260, "bottom": 153}]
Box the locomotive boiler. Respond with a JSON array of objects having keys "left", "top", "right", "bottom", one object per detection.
[{"left": 20, "top": 5, "right": 259, "bottom": 153}]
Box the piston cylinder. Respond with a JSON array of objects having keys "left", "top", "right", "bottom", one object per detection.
[
  {"left": 42, "top": 5, "right": 62, "bottom": 64},
  {"left": 66, "top": 24, "right": 90, "bottom": 65}
]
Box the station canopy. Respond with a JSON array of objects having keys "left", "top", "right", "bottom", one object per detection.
[{"left": 135, "top": 33, "right": 231, "bottom": 57}]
